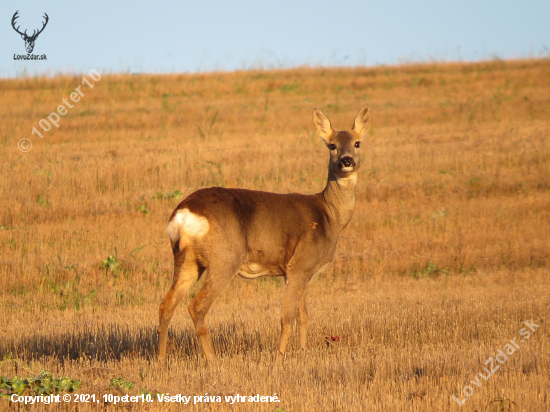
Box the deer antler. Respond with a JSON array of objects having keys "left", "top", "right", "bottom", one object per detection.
[
  {"left": 28, "top": 13, "right": 49, "bottom": 40},
  {"left": 11, "top": 11, "right": 27, "bottom": 37}
]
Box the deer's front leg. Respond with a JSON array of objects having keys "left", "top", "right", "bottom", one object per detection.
[
  {"left": 297, "top": 291, "right": 308, "bottom": 350},
  {"left": 276, "top": 278, "right": 308, "bottom": 362}
]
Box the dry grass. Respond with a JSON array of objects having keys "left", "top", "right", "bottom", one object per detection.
[{"left": 0, "top": 59, "right": 549, "bottom": 411}]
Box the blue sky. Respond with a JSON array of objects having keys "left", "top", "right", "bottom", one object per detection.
[{"left": 1, "top": 0, "right": 548, "bottom": 78}]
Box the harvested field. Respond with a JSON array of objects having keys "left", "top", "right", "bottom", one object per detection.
[{"left": 0, "top": 58, "right": 549, "bottom": 411}]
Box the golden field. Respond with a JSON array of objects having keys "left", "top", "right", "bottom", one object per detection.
[{"left": 0, "top": 59, "right": 549, "bottom": 411}]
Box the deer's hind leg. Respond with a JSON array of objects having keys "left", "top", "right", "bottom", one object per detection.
[
  {"left": 158, "top": 248, "right": 202, "bottom": 363},
  {"left": 188, "top": 257, "right": 241, "bottom": 363}
]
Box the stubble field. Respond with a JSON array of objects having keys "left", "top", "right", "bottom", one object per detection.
[{"left": 0, "top": 59, "right": 549, "bottom": 411}]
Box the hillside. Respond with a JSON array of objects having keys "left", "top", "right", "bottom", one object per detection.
[{"left": 0, "top": 59, "right": 549, "bottom": 411}]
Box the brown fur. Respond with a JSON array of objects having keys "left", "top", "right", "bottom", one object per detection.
[{"left": 158, "top": 104, "right": 372, "bottom": 363}]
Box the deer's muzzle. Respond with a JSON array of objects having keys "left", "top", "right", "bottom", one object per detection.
[{"left": 339, "top": 156, "right": 355, "bottom": 169}]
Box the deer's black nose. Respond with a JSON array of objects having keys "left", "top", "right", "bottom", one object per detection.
[{"left": 340, "top": 156, "right": 355, "bottom": 168}]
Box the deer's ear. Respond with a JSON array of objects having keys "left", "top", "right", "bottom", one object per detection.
[
  {"left": 313, "top": 108, "right": 334, "bottom": 142},
  {"left": 352, "top": 104, "right": 372, "bottom": 141},
  {"left": 21, "top": 34, "right": 25, "bottom": 40}
]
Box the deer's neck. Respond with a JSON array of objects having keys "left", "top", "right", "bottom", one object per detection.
[{"left": 321, "top": 169, "right": 357, "bottom": 229}]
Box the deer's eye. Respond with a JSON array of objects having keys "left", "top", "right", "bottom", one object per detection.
[
  {"left": 328, "top": 144, "right": 337, "bottom": 151},
  {"left": 354, "top": 142, "right": 361, "bottom": 148}
]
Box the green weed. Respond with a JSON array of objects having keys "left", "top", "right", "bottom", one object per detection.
[{"left": 0, "top": 371, "right": 80, "bottom": 398}]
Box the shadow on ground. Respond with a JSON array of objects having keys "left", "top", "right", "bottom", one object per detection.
[{"left": 0, "top": 322, "right": 278, "bottom": 363}]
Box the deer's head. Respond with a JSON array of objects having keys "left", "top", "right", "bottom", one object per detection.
[
  {"left": 313, "top": 104, "right": 372, "bottom": 178},
  {"left": 12, "top": 11, "right": 49, "bottom": 54}
]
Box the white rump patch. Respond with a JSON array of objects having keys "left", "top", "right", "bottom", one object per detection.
[{"left": 166, "top": 208, "right": 210, "bottom": 244}]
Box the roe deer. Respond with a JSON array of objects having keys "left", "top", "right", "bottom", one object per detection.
[{"left": 158, "top": 104, "right": 372, "bottom": 363}]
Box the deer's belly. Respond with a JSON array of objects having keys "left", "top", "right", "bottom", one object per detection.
[{"left": 237, "top": 262, "right": 284, "bottom": 279}]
